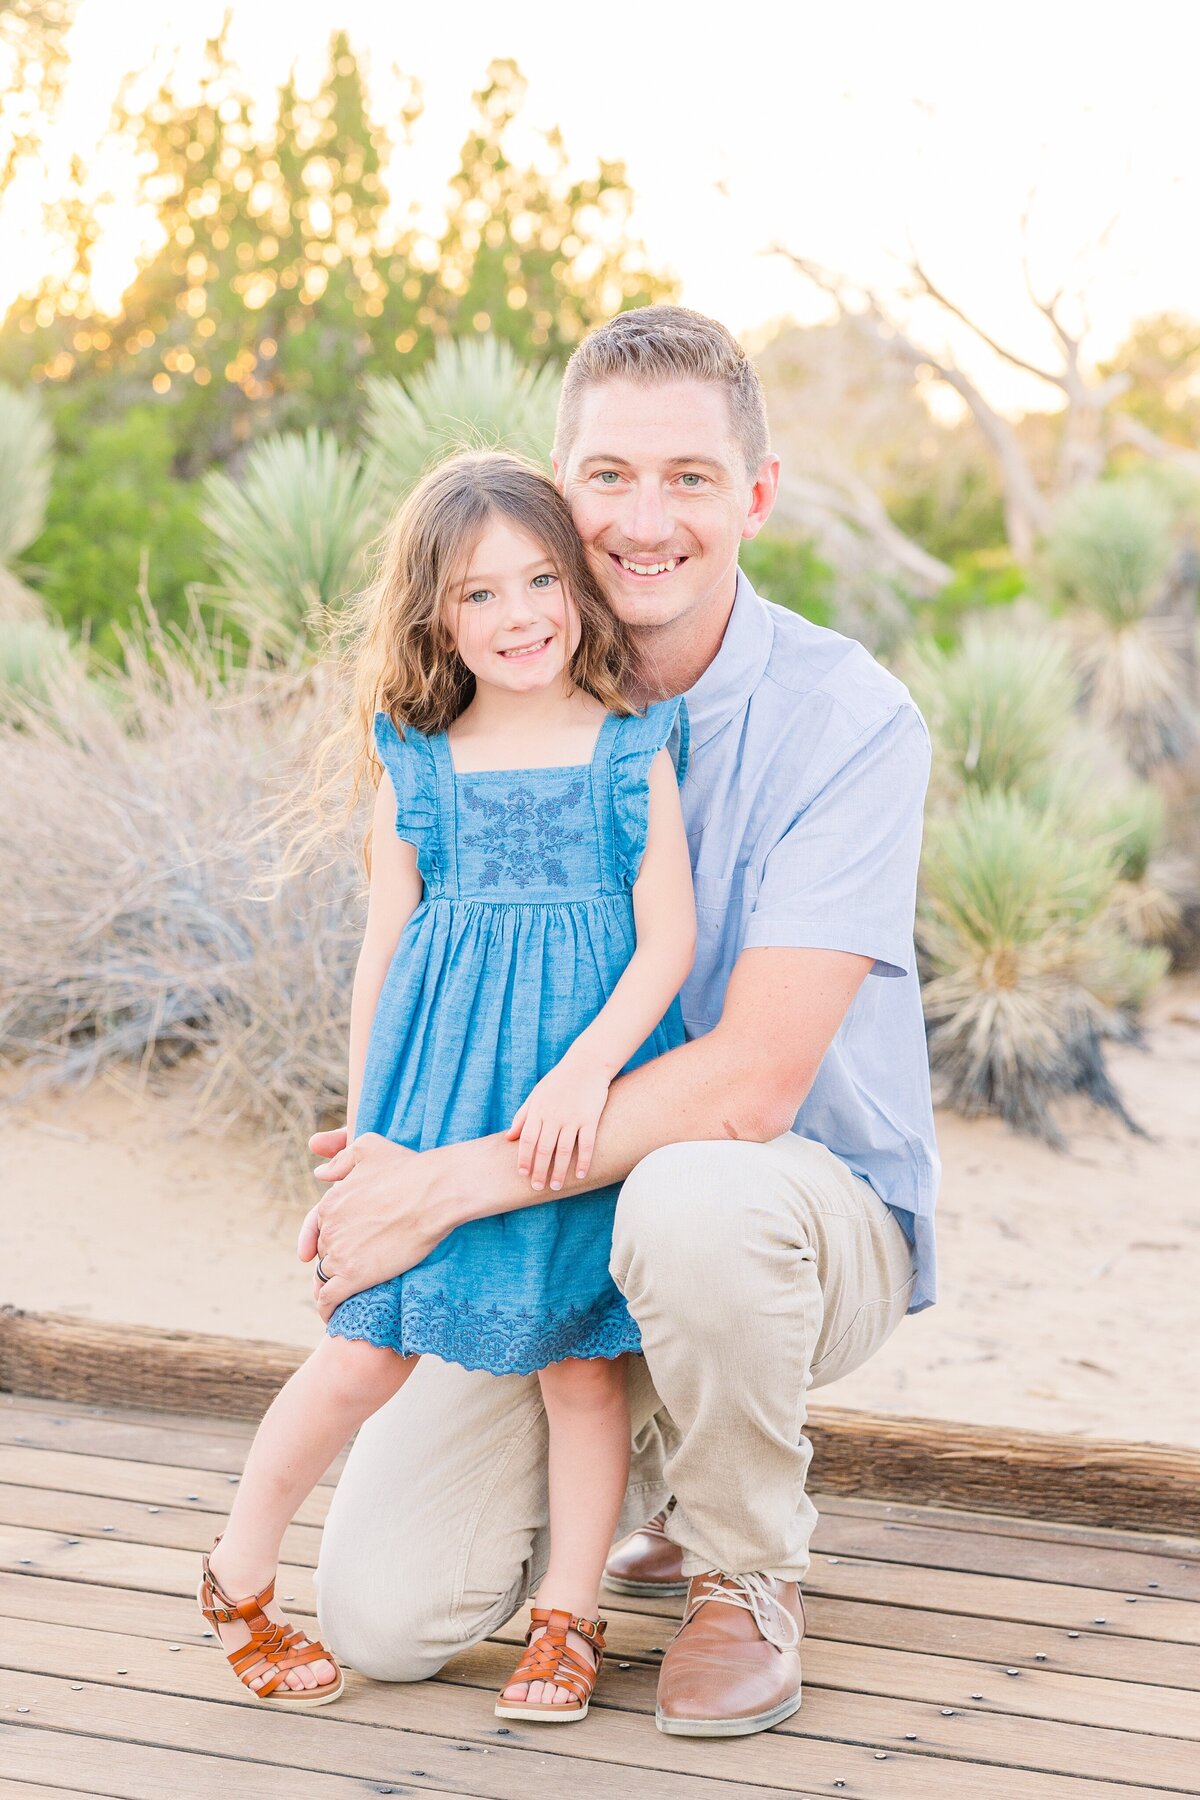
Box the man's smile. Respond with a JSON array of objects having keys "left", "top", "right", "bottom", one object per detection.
[{"left": 609, "top": 553, "right": 689, "bottom": 579}]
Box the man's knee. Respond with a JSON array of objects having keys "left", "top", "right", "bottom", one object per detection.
[
  {"left": 316, "top": 1537, "right": 462, "bottom": 1682},
  {"left": 611, "top": 1137, "right": 819, "bottom": 1294}
]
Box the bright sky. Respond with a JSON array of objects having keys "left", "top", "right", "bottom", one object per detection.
[{"left": 4, "top": 0, "right": 1200, "bottom": 416}]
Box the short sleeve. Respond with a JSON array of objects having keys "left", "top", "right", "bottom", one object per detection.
[
  {"left": 373, "top": 711, "right": 440, "bottom": 887},
  {"left": 610, "top": 696, "right": 689, "bottom": 887},
  {"left": 743, "top": 704, "right": 931, "bottom": 978}
]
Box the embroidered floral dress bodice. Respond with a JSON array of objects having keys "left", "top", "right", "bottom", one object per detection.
[{"left": 326, "top": 698, "right": 689, "bottom": 1376}]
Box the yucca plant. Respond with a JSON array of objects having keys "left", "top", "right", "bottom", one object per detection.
[
  {"left": 0, "top": 380, "right": 54, "bottom": 622},
  {"left": 0, "top": 615, "right": 85, "bottom": 723},
  {"left": 200, "top": 428, "right": 380, "bottom": 657},
  {"left": 917, "top": 787, "right": 1165, "bottom": 1143},
  {"left": 902, "top": 615, "right": 1078, "bottom": 805},
  {"left": 1041, "top": 479, "right": 1195, "bottom": 773},
  {"left": 363, "top": 334, "right": 562, "bottom": 503}
]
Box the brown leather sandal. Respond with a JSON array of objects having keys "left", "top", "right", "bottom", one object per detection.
[
  {"left": 494, "top": 1606, "right": 606, "bottom": 1722},
  {"left": 198, "top": 1536, "right": 345, "bottom": 1707}
]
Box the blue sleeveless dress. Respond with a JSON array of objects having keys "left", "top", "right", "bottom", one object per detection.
[{"left": 326, "top": 696, "right": 689, "bottom": 1376}]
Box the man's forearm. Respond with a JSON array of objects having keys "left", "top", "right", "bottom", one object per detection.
[{"left": 427, "top": 1030, "right": 782, "bottom": 1230}]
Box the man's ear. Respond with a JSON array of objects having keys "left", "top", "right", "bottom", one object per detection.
[
  {"left": 742, "top": 454, "right": 781, "bottom": 542},
  {"left": 550, "top": 448, "right": 566, "bottom": 493}
]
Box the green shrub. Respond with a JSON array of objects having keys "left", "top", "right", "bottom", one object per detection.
[
  {"left": 739, "top": 533, "right": 835, "bottom": 627},
  {"left": 25, "top": 404, "right": 218, "bottom": 665}
]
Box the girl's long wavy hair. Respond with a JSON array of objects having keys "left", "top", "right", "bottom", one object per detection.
[{"left": 277, "top": 450, "right": 639, "bottom": 881}]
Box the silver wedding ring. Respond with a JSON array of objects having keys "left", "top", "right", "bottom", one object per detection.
[{"left": 315, "top": 1255, "right": 331, "bottom": 1284}]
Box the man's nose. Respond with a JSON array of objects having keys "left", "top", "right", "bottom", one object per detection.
[{"left": 624, "top": 481, "right": 673, "bottom": 549}]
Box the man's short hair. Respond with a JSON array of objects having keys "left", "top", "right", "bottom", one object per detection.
[{"left": 555, "top": 305, "right": 770, "bottom": 478}]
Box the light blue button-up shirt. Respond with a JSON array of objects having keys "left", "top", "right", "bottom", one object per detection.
[{"left": 675, "top": 570, "right": 940, "bottom": 1311}]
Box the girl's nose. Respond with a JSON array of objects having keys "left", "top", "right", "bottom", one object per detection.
[{"left": 499, "top": 586, "right": 538, "bottom": 627}]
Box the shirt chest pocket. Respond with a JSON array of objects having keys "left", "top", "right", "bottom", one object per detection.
[{"left": 682, "top": 867, "right": 759, "bottom": 1037}]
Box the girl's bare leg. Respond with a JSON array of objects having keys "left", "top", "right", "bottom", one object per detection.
[
  {"left": 207, "top": 1332, "right": 415, "bottom": 1691},
  {"left": 501, "top": 1353, "right": 631, "bottom": 1707}
]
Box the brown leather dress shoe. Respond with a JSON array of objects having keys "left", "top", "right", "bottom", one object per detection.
[
  {"left": 603, "top": 1497, "right": 688, "bottom": 1597},
  {"left": 655, "top": 1571, "right": 804, "bottom": 1737}
]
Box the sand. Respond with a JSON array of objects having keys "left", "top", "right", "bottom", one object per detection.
[{"left": 6, "top": 978, "right": 1199, "bottom": 1448}]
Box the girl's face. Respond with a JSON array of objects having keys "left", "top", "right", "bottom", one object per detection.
[{"left": 449, "top": 513, "right": 581, "bottom": 695}]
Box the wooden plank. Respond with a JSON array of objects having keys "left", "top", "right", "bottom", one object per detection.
[
  {"left": 8, "top": 1564, "right": 1198, "bottom": 1702},
  {"left": 614, "top": 1585, "right": 1200, "bottom": 1691},
  {"left": 0, "top": 1730, "right": 490, "bottom": 1800},
  {"left": 436, "top": 1635, "right": 1200, "bottom": 1789},
  {"left": 1, "top": 1656, "right": 1187, "bottom": 1800},
  {"left": 1, "top": 1388, "right": 260, "bottom": 1443},
  {"left": 4, "top": 1569, "right": 1196, "bottom": 1741},
  {"left": 0, "top": 1671, "right": 809, "bottom": 1800},
  {"left": 0, "top": 1445, "right": 333, "bottom": 1525},
  {"left": 14, "top": 1477, "right": 1195, "bottom": 1625},
  {"left": 0, "top": 1784, "right": 108, "bottom": 1800},
  {"left": 811, "top": 1512, "right": 1199, "bottom": 1601},
  {"left": 813, "top": 1492, "right": 1200, "bottom": 1561},
  {"left": 0, "top": 1483, "right": 323, "bottom": 1565},
  {"left": 12, "top": 1521, "right": 1196, "bottom": 1646},
  {"left": 6, "top": 1309, "right": 1198, "bottom": 1533},
  {"left": 6, "top": 1565, "right": 1200, "bottom": 1738},
  {"left": 6, "top": 1442, "right": 1193, "bottom": 1601},
  {"left": 802, "top": 1551, "right": 1200, "bottom": 1644},
  {"left": 10, "top": 1392, "right": 1194, "bottom": 1563},
  {"left": 0, "top": 1409, "right": 266, "bottom": 1476},
  {"left": 11, "top": 1610, "right": 1199, "bottom": 1792}
]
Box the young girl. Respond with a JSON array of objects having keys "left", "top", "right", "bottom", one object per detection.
[{"left": 197, "top": 450, "right": 695, "bottom": 1724}]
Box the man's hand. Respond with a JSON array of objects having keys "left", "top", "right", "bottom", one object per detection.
[{"left": 300, "top": 1127, "right": 453, "bottom": 1323}]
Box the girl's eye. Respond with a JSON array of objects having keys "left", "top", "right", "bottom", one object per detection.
[
  {"left": 464, "top": 589, "right": 493, "bottom": 605},
  {"left": 531, "top": 572, "right": 558, "bottom": 589}
]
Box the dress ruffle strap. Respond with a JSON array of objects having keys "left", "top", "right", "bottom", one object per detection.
[
  {"left": 610, "top": 696, "right": 689, "bottom": 888},
  {"left": 373, "top": 711, "right": 442, "bottom": 890}
]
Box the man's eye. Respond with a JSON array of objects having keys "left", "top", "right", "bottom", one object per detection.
[
  {"left": 531, "top": 572, "right": 558, "bottom": 589},
  {"left": 679, "top": 473, "right": 704, "bottom": 488},
  {"left": 464, "top": 589, "right": 493, "bottom": 605},
  {"left": 595, "top": 470, "right": 621, "bottom": 485}
]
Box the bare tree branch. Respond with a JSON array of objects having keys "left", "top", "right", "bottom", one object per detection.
[
  {"left": 772, "top": 246, "right": 1050, "bottom": 559},
  {"left": 1109, "top": 413, "right": 1200, "bottom": 478},
  {"left": 906, "top": 257, "right": 1063, "bottom": 389}
]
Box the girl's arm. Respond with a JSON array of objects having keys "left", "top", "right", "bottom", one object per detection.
[
  {"left": 508, "top": 747, "right": 696, "bottom": 1188},
  {"left": 345, "top": 772, "right": 424, "bottom": 1136}
]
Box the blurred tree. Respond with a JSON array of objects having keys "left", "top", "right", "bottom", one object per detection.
[
  {"left": 777, "top": 249, "right": 1200, "bottom": 561},
  {"left": 401, "top": 59, "right": 674, "bottom": 364},
  {"left": 1102, "top": 313, "right": 1200, "bottom": 452},
  {"left": 0, "top": 40, "right": 674, "bottom": 659},
  {"left": 0, "top": 0, "right": 74, "bottom": 197}
]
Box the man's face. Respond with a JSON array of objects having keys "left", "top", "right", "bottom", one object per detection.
[{"left": 555, "top": 376, "right": 778, "bottom": 636}]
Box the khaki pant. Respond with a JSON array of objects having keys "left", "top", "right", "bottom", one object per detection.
[{"left": 314, "top": 1132, "right": 916, "bottom": 1681}]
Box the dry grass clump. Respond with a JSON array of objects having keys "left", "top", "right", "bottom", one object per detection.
[{"left": 0, "top": 602, "right": 366, "bottom": 1196}]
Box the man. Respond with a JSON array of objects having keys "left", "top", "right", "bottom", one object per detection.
[{"left": 302, "top": 305, "right": 938, "bottom": 1738}]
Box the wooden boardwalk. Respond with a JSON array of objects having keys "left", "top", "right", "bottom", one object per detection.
[{"left": 2, "top": 1389, "right": 1198, "bottom": 1800}]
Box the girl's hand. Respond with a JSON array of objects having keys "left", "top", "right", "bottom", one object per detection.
[{"left": 505, "top": 1059, "right": 612, "bottom": 1192}]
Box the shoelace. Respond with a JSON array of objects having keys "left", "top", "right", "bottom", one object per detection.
[{"left": 685, "top": 1571, "right": 801, "bottom": 1651}]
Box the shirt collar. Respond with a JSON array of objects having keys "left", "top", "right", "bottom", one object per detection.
[{"left": 683, "top": 567, "right": 774, "bottom": 748}]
